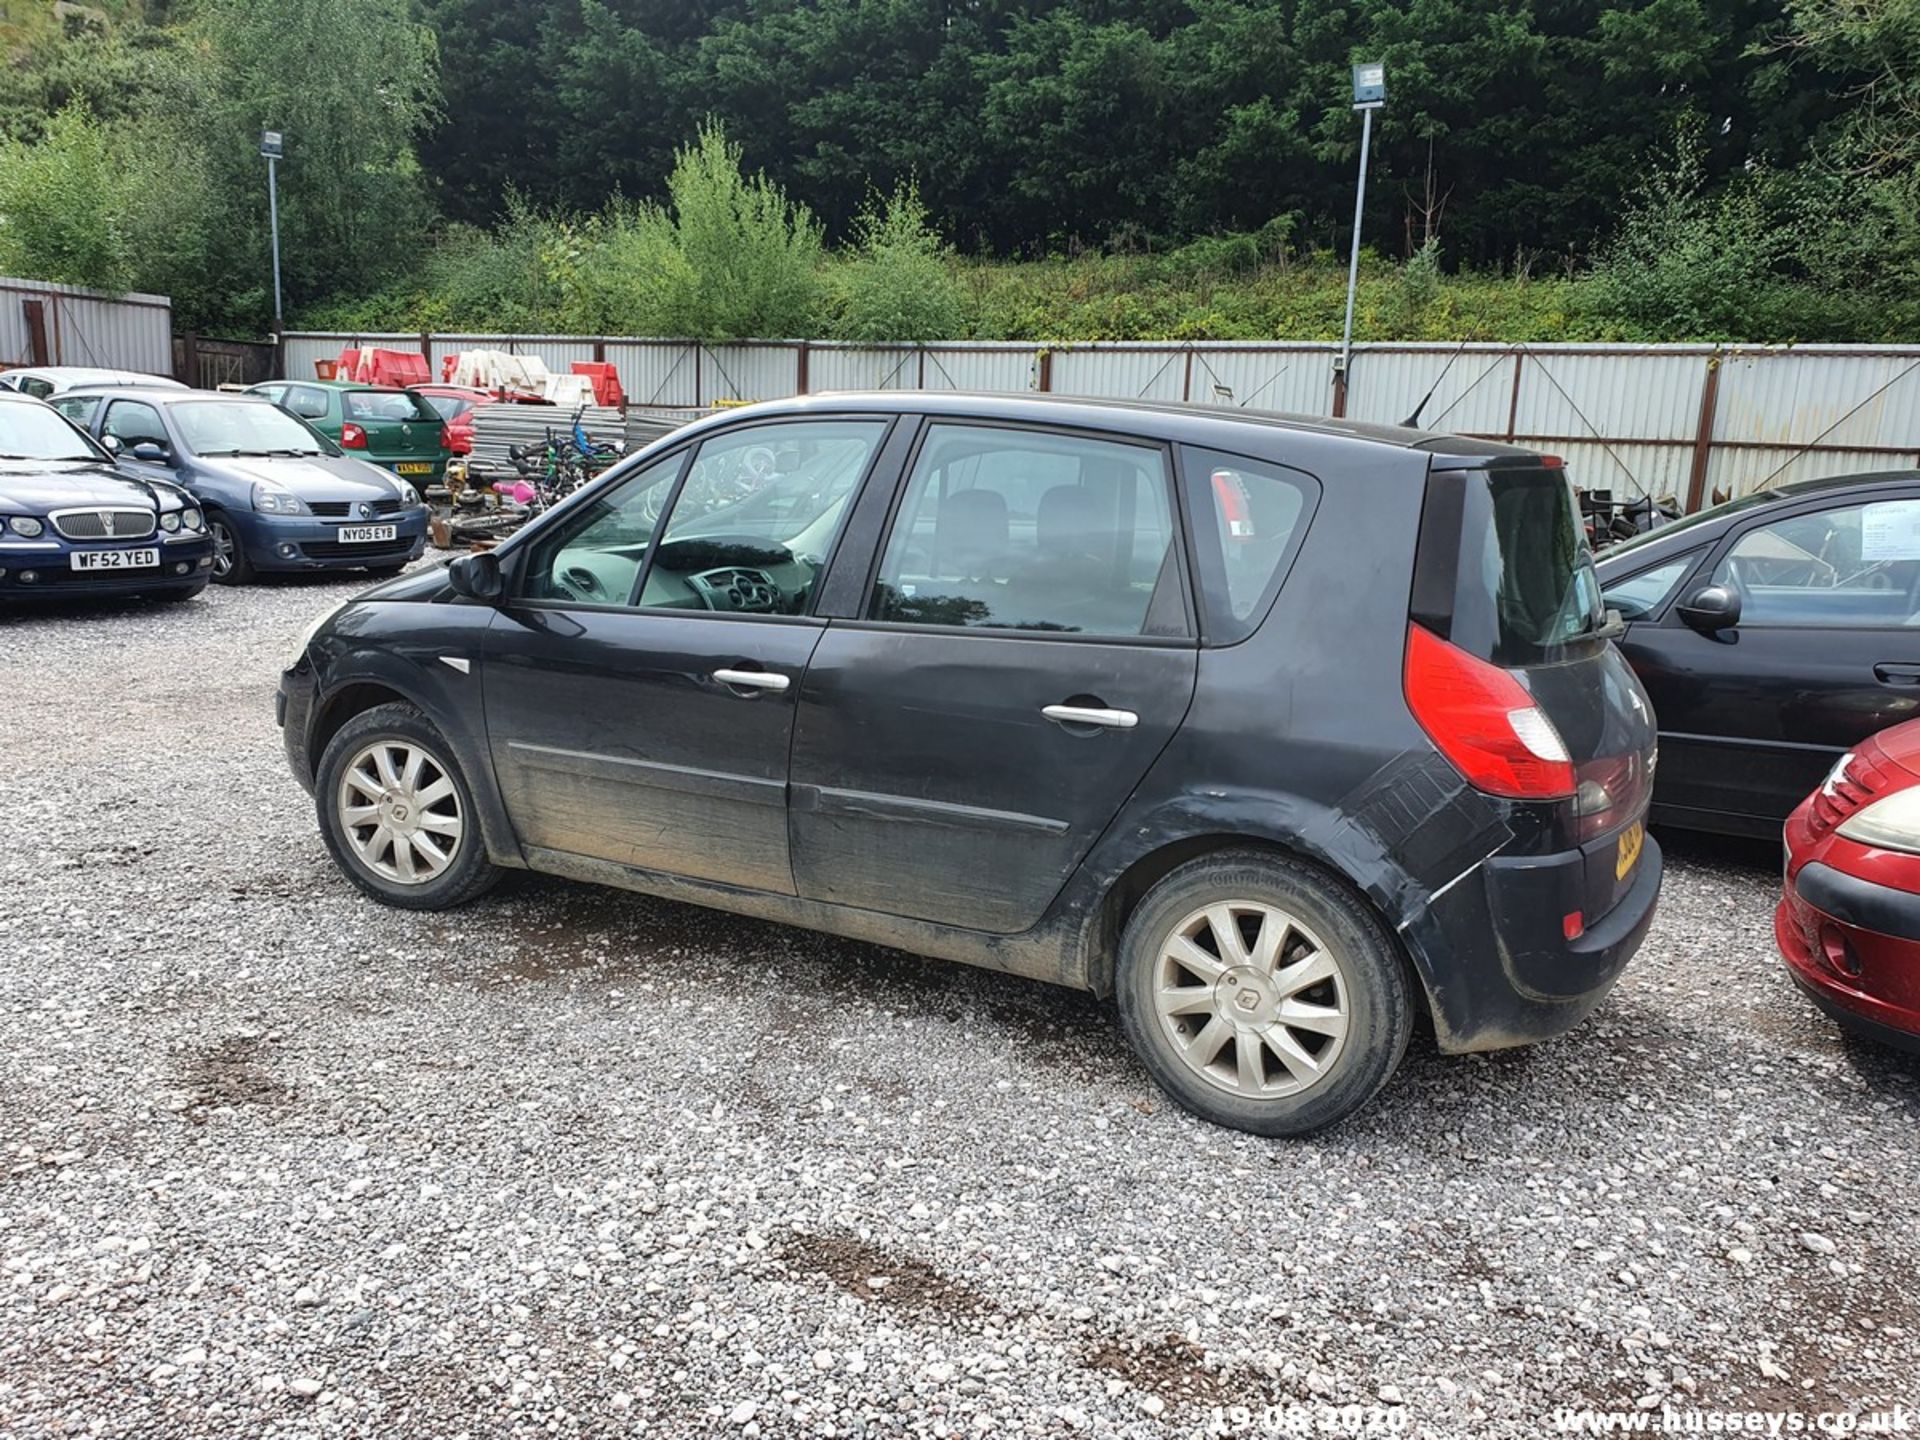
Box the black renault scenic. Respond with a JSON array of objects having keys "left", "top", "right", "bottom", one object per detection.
[{"left": 279, "top": 393, "right": 1662, "bottom": 1135}]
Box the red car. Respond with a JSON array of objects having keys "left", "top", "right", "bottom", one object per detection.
[
  {"left": 411, "top": 385, "right": 497, "bottom": 456},
  {"left": 1778, "top": 717, "right": 1920, "bottom": 1052}
]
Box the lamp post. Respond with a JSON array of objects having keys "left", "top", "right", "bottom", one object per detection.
[
  {"left": 261, "top": 129, "right": 285, "bottom": 339},
  {"left": 1336, "top": 63, "right": 1386, "bottom": 415}
]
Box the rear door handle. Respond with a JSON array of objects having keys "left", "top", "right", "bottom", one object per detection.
[
  {"left": 1874, "top": 664, "right": 1920, "bottom": 685},
  {"left": 1042, "top": 704, "right": 1138, "bottom": 730},
  {"left": 713, "top": 668, "right": 789, "bottom": 693}
]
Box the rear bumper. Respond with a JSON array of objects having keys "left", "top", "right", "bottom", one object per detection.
[{"left": 1412, "top": 831, "right": 1662, "bottom": 1052}]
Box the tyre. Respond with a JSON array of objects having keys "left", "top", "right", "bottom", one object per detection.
[
  {"left": 363, "top": 564, "right": 408, "bottom": 579},
  {"left": 1115, "top": 849, "right": 1413, "bottom": 1137},
  {"left": 151, "top": 582, "right": 208, "bottom": 603},
  {"left": 314, "top": 702, "right": 501, "bottom": 911},
  {"left": 208, "top": 515, "right": 253, "bottom": 585}
]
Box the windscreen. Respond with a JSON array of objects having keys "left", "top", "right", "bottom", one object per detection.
[
  {"left": 0, "top": 402, "right": 103, "bottom": 462},
  {"left": 174, "top": 402, "right": 332, "bottom": 456}
]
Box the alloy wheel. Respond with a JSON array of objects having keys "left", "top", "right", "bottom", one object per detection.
[
  {"left": 210, "top": 521, "right": 236, "bottom": 579},
  {"left": 335, "top": 739, "right": 464, "bottom": 885},
  {"left": 1153, "top": 900, "right": 1351, "bottom": 1098}
]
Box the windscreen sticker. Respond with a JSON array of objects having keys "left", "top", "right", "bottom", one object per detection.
[{"left": 1860, "top": 500, "right": 1920, "bottom": 561}]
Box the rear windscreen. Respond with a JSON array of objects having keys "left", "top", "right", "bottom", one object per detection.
[
  {"left": 344, "top": 389, "right": 439, "bottom": 422},
  {"left": 1416, "top": 467, "right": 1604, "bottom": 665}
]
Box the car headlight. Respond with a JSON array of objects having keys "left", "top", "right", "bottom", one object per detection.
[
  {"left": 390, "top": 475, "right": 419, "bottom": 504},
  {"left": 293, "top": 599, "right": 350, "bottom": 666},
  {"left": 182, "top": 508, "right": 203, "bottom": 532},
  {"left": 160, "top": 511, "right": 182, "bottom": 532},
  {"left": 5, "top": 515, "right": 44, "bottom": 538},
  {"left": 252, "top": 483, "right": 308, "bottom": 516},
  {"left": 1837, "top": 787, "right": 1920, "bottom": 856}
]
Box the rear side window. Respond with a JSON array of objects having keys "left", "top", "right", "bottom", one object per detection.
[
  {"left": 1415, "top": 466, "right": 1603, "bottom": 664},
  {"left": 53, "top": 396, "right": 99, "bottom": 427},
  {"left": 285, "top": 386, "right": 331, "bottom": 420},
  {"left": 1180, "top": 447, "right": 1317, "bottom": 643},
  {"left": 344, "top": 389, "right": 437, "bottom": 422}
]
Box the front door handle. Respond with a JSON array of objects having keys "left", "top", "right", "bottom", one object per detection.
[
  {"left": 713, "top": 668, "right": 789, "bottom": 693},
  {"left": 1874, "top": 664, "right": 1920, "bottom": 686},
  {"left": 1042, "top": 704, "right": 1138, "bottom": 730}
]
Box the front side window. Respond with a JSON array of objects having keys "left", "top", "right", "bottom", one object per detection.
[
  {"left": 1602, "top": 555, "right": 1697, "bottom": 621},
  {"left": 519, "top": 451, "right": 687, "bottom": 606},
  {"left": 102, "top": 400, "right": 169, "bottom": 451},
  {"left": 870, "top": 424, "right": 1183, "bottom": 637},
  {"left": 1713, "top": 500, "right": 1920, "bottom": 627},
  {"left": 637, "top": 420, "right": 885, "bottom": 614},
  {"left": 1182, "top": 447, "right": 1317, "bottom": 643}
]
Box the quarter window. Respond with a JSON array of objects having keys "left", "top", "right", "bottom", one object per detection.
[
  {"left": 870, "top": 424, "right": 1184, "bottom": 637},
  {"left": 1181, "top": 447, "right": 1317, "bottom": 643},
  {"left": 285, "top": 386, "right": 331, "bottom": 420},
  {"left": 1713, "top": 501, "right": 1920, "bottom": 628}
]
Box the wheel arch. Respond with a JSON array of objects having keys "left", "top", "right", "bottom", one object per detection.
[
  {"left": 307, "top": 655, "right": 526, "bottom": 869},
  {"left": 1074, "top": 811, "right": 1435, "bottom": 1033}
]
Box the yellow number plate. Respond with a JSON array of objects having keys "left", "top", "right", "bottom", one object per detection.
[
  {"left": 396, "top": 462, "right": 434, "bottom": 475},
  {"left": 1616, "top": 822, "right": 1644, "bottom": 881}
]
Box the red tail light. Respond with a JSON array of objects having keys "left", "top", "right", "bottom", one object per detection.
[
  {"left": 340, "top": 422, "right": 367, "bottom": 449},
  {"left": 1211, "top": 470, "right": 1254, "bottom": 538},
  {"left": 1403, "top": 623, "right": 1575, "bottom": 799},
  {"left": 439, "top": 424, "right": 452, "bottom": 451}
]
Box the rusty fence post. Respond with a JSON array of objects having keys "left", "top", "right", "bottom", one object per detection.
[
  {"left": 1036, "top": 348, "right": 1053, "bottom": 392},
  {"left": 1506, "top": 350, "right": 1525, "bottom": 441},
  {"left": 796, "top": 340, "right": 810, "bottom": 395},
  {"left": 1685, "top": 352, "right": 1723, "bottom": 513}
]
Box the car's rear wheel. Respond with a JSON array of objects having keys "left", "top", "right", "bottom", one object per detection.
[
  {"left": 1115, "top": 850, "right": 1412, "bottom": 1136},
  {"left": 315, "top": 703, "right": 501, "bottom": 910},
  {"left": 208, "top": 515, "right": 253, "bottom": 585}
]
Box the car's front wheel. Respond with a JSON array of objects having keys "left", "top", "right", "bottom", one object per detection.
[
  {"left": 207, "top": 515, "right": 253, "bottom": 585},
  {"left": 315, "top": 703, "right": 501, "bottom": 910},
  {"left": 1115, "top": 850, "right": 1413, "bottom": 1137}
]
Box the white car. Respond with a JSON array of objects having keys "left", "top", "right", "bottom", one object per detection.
[{"left": 0, "top": 367, "right": 187, "bottom": 400}]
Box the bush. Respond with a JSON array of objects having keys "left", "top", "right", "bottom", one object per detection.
[
  {"left": 657, "top": 123, "right": 822, "bottom": 339},
  {"left": 829, "top": 181, "right": 965, "bottom": 342},
  {"left": 0, "top": 104, "right": 128, "bottom": 290}
]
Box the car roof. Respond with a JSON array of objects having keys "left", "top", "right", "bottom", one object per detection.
[
  {"left": 58, "top": 386, "right": 274, "bottom": 406},
  {"left": 702, "top": 390, "right": 1544, "bottom": 465},
  {"left": 4, "top": 366, "right": 186, "bottom": 385},
  {"left": 295, "top": 379, "right": 414, "bottom": 392}
]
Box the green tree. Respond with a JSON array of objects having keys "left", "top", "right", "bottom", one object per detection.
[
  {"left": 0, "top": 104, "right": 128, "bottom": 289},
  {"left": 831, "top": 181, "right": 964, "bottom": 341}
]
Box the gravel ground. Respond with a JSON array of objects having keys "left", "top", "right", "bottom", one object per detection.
[{"left": 1, "top": 571, "right": 1917, "bottom": 1440}]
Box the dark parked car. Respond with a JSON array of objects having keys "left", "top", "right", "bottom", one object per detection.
[
  {"left": 245, "top": 379, "right": 451, "bottom": 495},
  {"left": 278, "top": 394, "right": 1661, "bottom": 1135},
  {"left": 1595, "top": 470, "right": 1920, "bottom": 837},
  {"left": 0, "top": 391, "right": 213, "bottom": 601},
  {"left": 55, "top": 388, "right": 430, "bottom": 584}
]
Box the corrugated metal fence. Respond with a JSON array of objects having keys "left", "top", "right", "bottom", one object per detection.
[
  {"left": 280, "top": 333, "right": 1920, "bottom": 508},
  {"left": 0, "top": 277, "right": 173, "bottom": 376}
]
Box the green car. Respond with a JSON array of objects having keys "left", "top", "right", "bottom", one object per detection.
[{"left": 247, "top": 380, "right": 449, "bottom": 496}]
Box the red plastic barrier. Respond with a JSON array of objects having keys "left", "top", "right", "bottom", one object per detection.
[
  {"left": 336, "top": 347, "right": 361, "bottom": 382},
  {"left": 571, "top": 362, "right": 625, "bottom": 409},
  {"left": 362, "top": 349, "right": 431, "bottom": 388}
]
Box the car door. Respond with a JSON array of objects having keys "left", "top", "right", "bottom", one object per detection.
[
  {"left": 1615, "top": 487, "right": 1920, "bottom": 831},
  {"left": 787, "top": 419, "right": 1200, "bottom": 934},
  {"left": 481, "top": 416, "right": 897, "bottom": 893}
]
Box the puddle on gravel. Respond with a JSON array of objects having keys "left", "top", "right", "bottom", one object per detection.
[{"left": 178, "top": 1035, "right": 292, "bottom": 1122}]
